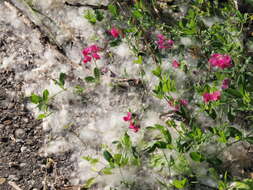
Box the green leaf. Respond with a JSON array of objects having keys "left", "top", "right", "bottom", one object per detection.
[
  {"left": 100, "top": 167, "right": 112, "bottom": 175},
  {"left": 82, "top": 156, "right": 99, "bottom": 165},
  {"left": 84, "top": 10, "right": 97, "bottom": 24},
  {"left": 113, "top": 153, "right": 128, "bottom": 166},
  {"left": 246, "top": 136, "right": 253, "bottom": 144},
  {"left": 225, "top": 89, "right": 242, "bottom": 98},
  {"left": 109, "top": 38, "right": 121, "bottom": 47},
  {"left": 226, "top": 127, "right": 242, "bottom": 139},
  {"left": 233, "top": 179, "right": 253, "bottom": 190},
  {"left": 155, "top": 141, "right": 167, "bottom": 149},
  {"left": 83, "top": 177, "right": 95, "bottom": 188},
  {"left": 85, "top": 76, "right": 96, "bottom": 83},
  {"left": 108, "top": 4, "right": 118, "bottom": 17},
  {"left": 154, "top": 124, "right": 165, "bottom": 130},
  {"left": 162, "top": 129, "right": 172, "bottom": 144},
  {"left": 94, "top": 67, "right": 100, "bottom": 80},
  {"left": 59, "top": 73, "right": 66, "bottom": 86},
  {"left": 152, "top": 66, "right": 162, "bottom": 78},
  {"left": 172, "top": 178, "right": 188, "bottom": 189},
  {"left": 162, "top": 80, "right": 169, "bottom": 93},
  {"left": 38, "top": 103, "right": 48, "bottom": 111},
  {"left": 94, "top": 9, "right": 104, "bottom": 21},
  {"left": 74, "top": 85, "right": 85, "bottom": 94},
  {"left": 133, "top": 55, "right": 143, "bottom": 64},
  {"left": 43, "top": 89, "right": 49, "bottom": 101},
  {"left": 207, "top": 157, "right": 222, "bottom": 166},
  {"left": 189, "top": 152, "right": 205, "bottom": 162},
  {"left": 30, "top": 93, "right": 42, "bottom": 104},
  {"left": 103, "top": 150, "right": 114, "bottom": 163},
  {"left": 121, "top": 133, "right": 131, "bottom": 148},
  {"left": 37, "top": 114, "right": 47, "bottom": 120},
  {"left": 132, "top": 9, "right": 143, "bottom": 20},
  {"left": 218, "top": 180, "right": 227, "bottom": 190}
]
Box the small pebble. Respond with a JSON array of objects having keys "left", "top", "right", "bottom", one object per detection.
[
  {"left": 15, "top": 129, "right": 25, "bottom": 139},
  {"left": 3, "top": 120, "right": 12, "bottom": 125},
  {"left": 8, "top": 175, "right": 20, "bottom": 181},
  {"left": 20, "top": 163, "right": 27, "bottom": 167},
  {"left": 23, "top": 117, "right": 29, "bottom": 123},
  {"left": 8, "top": 103, "right": 15, "bottom": 109},
  {"left": 21, "top": 146, "right": 27, "bottom": 152},
  {"left": 0, "top": 178, "right": 6, "bottom": 184}
]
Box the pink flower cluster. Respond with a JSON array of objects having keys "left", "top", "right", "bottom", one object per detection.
[
  {"left": 168, "top": 99, "right": 188, "bottom": 111},
  {"left": 209, "top": 53, "right": 232, "bottom": 69},
  {"left": 222, "top": 79, "right": 230, "bottom": 89},
  {"left": 123, "top": 112, "right": 140, "bottom": 133},
  {"left": 203, "top": 91, "right": 221, "bottom": 103},
  {"left": 82, "top": 45, "right": 101, "bottom": 64},
  {"left": 156, "top": 34, "right": 174, "bottom": 49},
  {"left": 109, "top": 28, "right": 120, "bottom": 38},
  {"left": 172, "top": 60, "right": 180, "bottom": 68}
]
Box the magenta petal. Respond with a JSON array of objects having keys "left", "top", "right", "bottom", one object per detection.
[
  {"left": 157, "top": 34, "right": 165, "bottom": 40},
  {"left": 203, "top": 93, "right": 211, "bottom": 103},
  {"left": 172, "top": 60, "right": 180, "bottom": 68},
  {"left": 90, "top": 45, "right": 100, "bottom": 53},
  {"left": 123, "top": 112, "right": 132, "bottom": 121},
  {"left": 211, "top": 91, "right": 221, "bottom": 101},
  {"left": 110, "top": 28, "right": 120, "bottom": 38},
  {"left": 92, "top": 53, "right": 100, "bottom": 60},
  {"left": 222, "top": 79, "right": 230, "bottom": 89},
  {"left": 209, "top": 53, "right": 232, "bottom": 69},
  {"left": 180, "top": 99, "right": 188, "bottom": 106},
  {"left": 82, "top": 47, "right": 91, "bottom": 56},
  {"left": 83, "top": 55, "right": 92, "bottom": 64}
]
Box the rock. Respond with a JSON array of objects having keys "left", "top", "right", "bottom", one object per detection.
[
  {"left": 28, "top": 180, "right": 35, "bottom": 186},
  {"left": 0, "top": 178, "right": 6, "bottom": 184},
  {"left": 3, "top": 120, "right": 12, "bottom": 125},
  {"left": 8, "top": 103, "right": 15, "bottom": 109},
  {"left": 8, "top": 162, "right": 19, "bottom": 168},
  {"left": 23, "top": 117, "right": 29, "bottom": 123},
  {"left": 20, "top": 163, "right": 27, "bottom": 167},
  {"left": 15, "top": 128, "right": 25, "bottom": 139},
  {"left": 0, "top": 124, "right": 4, "bottom": 130},
  {"left": 20, "top": 146, "right": 27, "bottom": 152},
  {"left": 8, "top": 175, "right": 20, "bottom": 181}
]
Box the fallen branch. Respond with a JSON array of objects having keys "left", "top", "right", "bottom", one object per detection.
[
  {"left": 8, "top": 181, "right": 23, "bottom": 190},
  {"left": 64, "top": 1, "right": 108, "bottom": 10}
]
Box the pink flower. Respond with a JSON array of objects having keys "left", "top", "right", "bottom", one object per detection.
[
  {"left": 168, "top": 100, "right": 179, "bottom": 111},
  {"left": 222, "top": 79, "right": 230, "bottom": 89},
  {"left": 209, "top": 54, "right": 232, "bottom": 69},
  {"left": 123, "top": 112, "right": 132, "bottom": 121},
  {"left": 212, "top": 91, "right": 221, "bottom": 101},
  {"left": 203, "top": 91, "right": 221, "bottom": 103},
  {"left": 82, "top": 44, "right": 101, "bottom": 63},
  {"left": 82, "top": 47, "right": 91, "bottom": 56},
  {"left": 89, "top": 45, "right": 100, "bottom": 53},
  {"left": 167, "top": 39, "right": 174, "bottom": 46},
  {"left": 172, "top": 60, "right": 180, "bottom": 68},
  {"left": 203, "top": 93, "right": 212, "bottom": 103},
  {"left": 123, "top": 112, "right": 140, "bottom": 132},
  {"left": 156, "top": 34, "right": 174, "bottom": 49},
  {"left": 129, "top": 121, "right": 140, "bottom": 133},
  {"left": 92, "top": 53, "right": 100, "bottom": 60},
  {"left": 157, "top": 34, "right": 165, "bottom": 40},
  {"left": 110, "top": 28, "right": 120, "bottom": 38},
  {"left": 83, "top": 55, "right": 92, "bottom": 64},
  {"left": 180, "top": 99, "right": 188, "bottom": 106}
]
